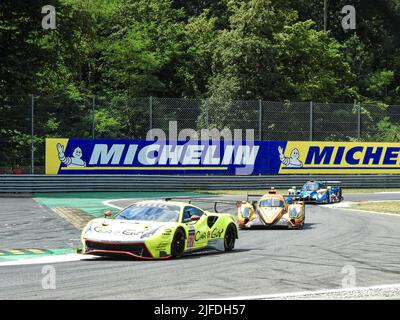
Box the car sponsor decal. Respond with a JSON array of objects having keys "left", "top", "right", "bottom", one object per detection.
[
  {"left": 94, "top": 226, "right": 112, "bottom": 234},
  {"left": 162, "top": 228, "right": 172, "bottom": 236},
  {"left": 122, "top": 229, "right": 144, "bottom": 236},
  {"left": 195, "top": 231, "right": 207, "bottom": 241},
  {"left": 155, "top": 242, "right": 170, "bottom": 250},
  {"left": 187, "top": 225, "right": 195, "bottom": 248},
  {"left": 210, "top": 228, "right": 224, "bottom": 239}
]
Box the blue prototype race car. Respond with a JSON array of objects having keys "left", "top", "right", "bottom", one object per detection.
[{"left": 287, "top": 181, "right": 343, "bottom": 204}]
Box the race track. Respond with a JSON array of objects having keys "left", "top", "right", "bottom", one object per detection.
[{"left": 1, "top": 193, "right": 400, "bottom": 299}]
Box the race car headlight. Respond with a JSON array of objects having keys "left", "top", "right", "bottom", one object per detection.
[
  {"left": 289, "top": 207, "right": 301, "bottom": 218},
  {"left": 140, "top": 227, "right": 161, "bottom": 239},
  {"left": 241, "top": 207, "right": 251, "bottom": 218}
]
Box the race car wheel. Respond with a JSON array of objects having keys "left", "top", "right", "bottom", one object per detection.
[
  {"left": 224, "top": 224, "right": 236, "bottom": 252},
  {"left": 171, "top": 228, "right": 185, "bottom": 259}
]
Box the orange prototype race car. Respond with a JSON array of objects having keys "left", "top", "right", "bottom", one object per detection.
[{"left": 236, "top": 188, "right": 305, "bottom": 229}]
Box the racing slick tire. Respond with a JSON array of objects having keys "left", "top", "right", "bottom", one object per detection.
[
  {"left": 224, "top": 223, "right": 236, "bottom": 252},
  {"left": 171, "top": 228, "right": 185, "bottom": 258}
]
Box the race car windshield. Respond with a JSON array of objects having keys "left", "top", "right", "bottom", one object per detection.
[
  {"left": 116, "top": 204, "right": 180, "bottom": 222},
  {"left": 259, "top": 199, "right": 284, "bottom": 207},
  {"left": 302, "top": 182, "right": 320, "bottom": 192}
]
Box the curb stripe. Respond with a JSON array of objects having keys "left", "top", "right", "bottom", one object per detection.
[{"left": 0, "top": 249, "right": 49, "bottom": 256}]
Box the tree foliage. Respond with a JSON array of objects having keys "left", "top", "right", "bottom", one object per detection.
[{"left": 2, "top": 0, "right": 400, "bottom": 168}]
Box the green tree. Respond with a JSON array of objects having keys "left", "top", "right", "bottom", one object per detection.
[{"left": 273, "top": 20, "right": 356, "bottom": 102}]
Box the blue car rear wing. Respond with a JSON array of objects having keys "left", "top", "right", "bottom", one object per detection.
[{"left": 321, "top": 181, "right": 342, "bottom": 185}]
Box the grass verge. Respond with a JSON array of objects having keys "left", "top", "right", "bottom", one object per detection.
[
  {"left": 350, "top": 201, "right": 400, "bottom": 215},
  {"left": 194, "top": 188, "right": 400, "bottom": 195}
]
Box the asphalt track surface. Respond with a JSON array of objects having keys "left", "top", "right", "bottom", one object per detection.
[{"left": 1, "top": 192, "right": 400, "bottom": 299}]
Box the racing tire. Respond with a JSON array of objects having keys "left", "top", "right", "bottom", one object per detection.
[
  {"left": 171, "top": 228, "right": 185, "bottom": 259},
  {"left": 224, "top": 224, "right": 236, "bottom": 252}
]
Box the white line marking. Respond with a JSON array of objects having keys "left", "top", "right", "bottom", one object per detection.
[
  {"left": 342, "top": 192, "right": 400, "bottom": 195},
  {"left": 321, "top": 201, "right": 400, "bottom": 217},
  {"left": 217, "top": 283, "right": 400, "bottom": 300},
  {"left": 357, "top": 200, "right": 400, "bottom": 203},
  {"left": 0, "top": 254, "right": 97, "bottom": 267},
  {"left": 337, "top": 207, "right": 400, "bottom": 217},
  {"left": 374, "top": 191, "right": 400, "bottom": 194}
]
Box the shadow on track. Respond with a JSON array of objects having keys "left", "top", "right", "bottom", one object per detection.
[
  {"left": 82, "top": 248, "right": 251, "bottom": 262},
  {"left": 238, "top": 222, "right": 319, "bottom": 231}
]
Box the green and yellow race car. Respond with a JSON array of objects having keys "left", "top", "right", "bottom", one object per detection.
[{"left": 81, "top": 199, "right": 238, "bottom": 259}]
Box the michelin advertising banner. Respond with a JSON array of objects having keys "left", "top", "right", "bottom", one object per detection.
[{"left": 46, "top": 138, "right": 400, "bottom": 175}]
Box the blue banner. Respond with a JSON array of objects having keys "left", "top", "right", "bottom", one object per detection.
[
  {"left": 46, "top": 138, "right": 285, "bottom": 175},
  {"left": 46, "top": 138, "right": 400, "bottom": 175}
]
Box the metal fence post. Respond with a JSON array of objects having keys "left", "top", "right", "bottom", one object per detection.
[
  {"left": 30, "top": 94, "right": 34, "bottom": 174},
  {"left": 149, "top": 96, "right": 153, "bottom": 131},
  {"left": 92, "top": 95, "right": 96, "bottom": 139},
  {"left": 205, "top": 98, "right": 209, "bottom": 130},
  {"left": 309, "top": 101, "right": 313, "bottom": 141},
  {"left": 259, "top": 99, "right": 262, "bottom": 140},
  {"left": 357, "top": 101, "right": 361, "bottom": 140}
]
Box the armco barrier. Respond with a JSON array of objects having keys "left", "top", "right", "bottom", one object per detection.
[{"left": 1, "top": 175, "right": 400, "bottom": 193}]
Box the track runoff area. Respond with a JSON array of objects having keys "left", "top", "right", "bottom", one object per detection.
[{"left": 1, "top": 190, "right": 400, "bottom": 307}]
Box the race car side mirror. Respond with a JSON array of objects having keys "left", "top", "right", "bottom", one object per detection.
[
  {"left": 190, "top": 215, "right": 201, "bottom": 221},
  {"left": 104, "top": 211, "right": 113, "bottom": 218}
]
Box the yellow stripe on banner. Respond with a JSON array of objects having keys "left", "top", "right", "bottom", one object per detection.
[
  {"left": 279, "top": 141, "right": 400, "bottom": 174},
  {"left": 8, "top": 250, "right": 24, "bottom": 255},
  {"left": 61, "top": 166, "right": 229, "bottom": 171},
  {"left": 46, "top": 138, "right": 69, "bottom": 174}
]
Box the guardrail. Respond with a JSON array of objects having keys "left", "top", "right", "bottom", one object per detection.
[{"left": 1, "top": 175, "right": 400, "bottom": 193}]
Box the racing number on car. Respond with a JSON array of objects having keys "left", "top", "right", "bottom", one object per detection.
[{"left": 187, "top": 225, "right": 195, "bottom": 248}]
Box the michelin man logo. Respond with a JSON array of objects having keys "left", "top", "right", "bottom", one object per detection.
[
  {"left": 278, "top": 146, "right": 303, "bottom": 168},
  {"left": 57, "top": 143, "right": 86, "bottom": 167}
]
